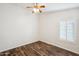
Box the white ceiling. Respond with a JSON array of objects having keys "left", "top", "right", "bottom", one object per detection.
[{"left": 13, "top": 3, "right": 79, "bottom": 12}]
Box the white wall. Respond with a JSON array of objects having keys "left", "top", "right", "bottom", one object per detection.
[
  {"left": 0, "top": 4, "right": 39, "bottom": 52},
  {"left": 39, "top": 8, "right": 79, "bottom": 54}
]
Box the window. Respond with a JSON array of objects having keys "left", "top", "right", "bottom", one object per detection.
[
  {"left": 60, "top": 20, "right": 76, "bottom": 42},
  {"left": 60, "top": 21, "right": 66, "bottom": 40}
]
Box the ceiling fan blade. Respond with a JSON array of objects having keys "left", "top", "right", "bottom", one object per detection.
[
  {"left": 40, "top": 5, "right": 45, "bottom": 8},
  {"left": 33, "top": 5, "right": 45, "bottom": 8},
  {"left": 26, "top": 6, "right": 33, "bottom": 8}
]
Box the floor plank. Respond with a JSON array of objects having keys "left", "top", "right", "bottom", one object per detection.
[{"left": 0, "top": 41, "right": 79, "bottom": 56}]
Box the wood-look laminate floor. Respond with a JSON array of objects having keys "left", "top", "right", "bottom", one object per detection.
[{"left": 0, "top": 41, "right": 79, "bottom": 56}]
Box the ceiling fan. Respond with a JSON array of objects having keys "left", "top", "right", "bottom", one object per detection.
[{"left": 26, "top": 3, "right": 45, "bottom": 13}]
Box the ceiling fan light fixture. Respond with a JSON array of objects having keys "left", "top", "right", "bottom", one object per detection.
[{"left": 32, "top": 8, "right": 42, "bottom": 13}]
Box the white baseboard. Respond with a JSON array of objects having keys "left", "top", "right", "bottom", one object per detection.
[{"left": 40, "top": 40, "right": 79, "bottom": 54}]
